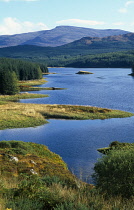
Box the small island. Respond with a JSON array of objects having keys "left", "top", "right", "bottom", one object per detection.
[{"left": 76, "top": 70, "right": 93, "bottom": 74}]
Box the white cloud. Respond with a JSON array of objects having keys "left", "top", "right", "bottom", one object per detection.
[
  {"left": 112, "top": 22, "right": 125, "bottom": 26},
  {"left": 0, "top": 17, "right": 48, "bottom": 35},
  {"left": 119, "top": 1, "right": 134, "bottom": 13},
  {"left": 56, "top": 19, "right": 105, "bottom": 27},
  {"left": 125, "top": 1, "right": 134, "bottom": 6}
]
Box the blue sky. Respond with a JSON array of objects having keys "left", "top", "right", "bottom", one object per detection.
[{"left": 0, "top": 0, "right": 134, "bottom": 35}]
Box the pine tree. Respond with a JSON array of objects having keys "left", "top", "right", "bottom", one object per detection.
[{"left": 0, "top": 70, "right": 19, "bottom": 95}]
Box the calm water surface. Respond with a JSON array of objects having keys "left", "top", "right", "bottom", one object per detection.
[
  {"left": 20, "top": 67, "right": 134, "bottom": 112},
  {"left": 0, "top": 68, "right": 134, "bottom": 182}
]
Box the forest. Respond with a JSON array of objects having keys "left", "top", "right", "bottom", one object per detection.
[
  {"left": 0, "top": 58, "right": 48, "bottom": 95},
  {"left": 64, "top": 51, "right": 134, "bottom": 68},
  {"left": 0, "top": 40, "right": 134, "bottom": 68},
  {"left": 33, "top": 50, "right": 134, "bottom": 68}
]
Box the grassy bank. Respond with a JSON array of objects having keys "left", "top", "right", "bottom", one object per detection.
[
  {"left": 20, "top": 86, "right": 66, "bottom": 91},
  {"left": 18, "top": 78, "right": 47, "bottom": 86},
  {"left": 98, "top": 141, "right": 134, "bottom": 154},
  {"left": 0, "top": 95, "right": 133, "bottom": 129},
  {"left": 0, "top": 141, "right": 133, "bottom": 210},
  {"left": 0, "top": 93, "right": 48, "bottom": 103},
  {"left": 0, "top": 93, "right": 48, "bottom": 129},
  {"left": 19, "top": 78, "right": 47, "bottom": 91},
  {"left": 19, "top": 78, "right": 66, "bottom": 91},
  {"left": 0, "top": 141, "right": 79, "bottom": 209}
]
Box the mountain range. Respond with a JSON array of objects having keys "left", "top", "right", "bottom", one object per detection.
[
  {"left": 0, "top": 25, "right": 130, "bottom": 48},
  {"left": 0, "top": 26, "right": 134, "bottom": 68},
  {"left": 0, "top": 32, "right": 134, "bottom": 58}
]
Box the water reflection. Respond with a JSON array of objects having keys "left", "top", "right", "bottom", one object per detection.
[
  {"left": 0, "top": 116, "right": 134, "bottom": 182},
  {"left": 1, "top": 68, "right": 134, "bottom": 182}
]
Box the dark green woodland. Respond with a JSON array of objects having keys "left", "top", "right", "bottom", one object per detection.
[{"left": 0, "top": 58, "right": 48, "bottom": 95}]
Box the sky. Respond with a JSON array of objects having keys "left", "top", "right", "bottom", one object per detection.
[{"left": 0, "top": 0, "right": 134, "bottom": 35}]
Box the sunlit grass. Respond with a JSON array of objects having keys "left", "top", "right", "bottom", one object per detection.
[
  {"left": 18, "top": 78, "right": 47, "bottom": 86},
  {"left": 0, "top": 93, "right": 48, "bottom": 102},
  {"left": 0, "top": 96, "right": 133, "bottom": 129},
  {"left": 0, "top": 140, "right": 134, "bottom": 210},
  {"left": 18, "top": 78, "right": 65, "bottom": 91}
]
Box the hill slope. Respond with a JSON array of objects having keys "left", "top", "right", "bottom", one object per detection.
[
  {"left": 61, "top": 33, "right": 134, "bottom": 50},
  {"left": 0, "top": 25, "right": 130, "bottom": 48},
  {"left": 0, "top": 33, "right": 134, "bottom": 57},
  {"left": 0, "top": 33, "right": 134, "bottom": 67}
]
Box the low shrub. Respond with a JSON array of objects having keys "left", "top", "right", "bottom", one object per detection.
[
  {"left": 0, "top": 141, "right": 11, "bottom": 149},
  {"left": 93, "top": 148, "right": 134, "bottom": 198},
  {"left": 54, "top": 202, "right": 89, "bottom": 210}
]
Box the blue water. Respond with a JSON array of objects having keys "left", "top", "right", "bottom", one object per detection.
[
  {"left": 20, "top": 67, "right": 134, "bottom": 112},
  {"left": 0, "top": 68, "right": 134, "bottom": 182}
]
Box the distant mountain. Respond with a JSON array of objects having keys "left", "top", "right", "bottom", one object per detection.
[
  {"left": 0, "top": 26, "right": 130, "bottom": 48},
  {"left": 0, "top": 32, "right": 134, "bottom": 68},
  {"left": 60, "top": 33, "right": 134, "bottom": 50}
]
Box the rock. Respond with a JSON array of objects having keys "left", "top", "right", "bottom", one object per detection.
[
  {"left": 52, "top": 87, "right": 56, "bottom": 90},
  {"left": 30, "top": 168, "right": 38, "bottom": 175},
  {"left": 30, "top": 160, "right": 36, "bottom": 165},
  {"left": 9, "top": 156, "right": 19, "bottom": 162},
  {"left": 1, "top": 154, "right": 19, "bottom": 162}
]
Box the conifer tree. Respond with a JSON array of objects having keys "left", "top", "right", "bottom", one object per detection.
[{"left": 0, "top": 70, "right": 19, "bottom": 95}]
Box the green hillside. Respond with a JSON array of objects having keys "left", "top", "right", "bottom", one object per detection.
[
  {"left": 0, "top": 141, "right": 133, "bottom": 209},
  {"left": 0, "top": 33, "right": 134, "bottom": 67},
  {"left": 65, "top": 51, "right": 134, "bottom": 68}
]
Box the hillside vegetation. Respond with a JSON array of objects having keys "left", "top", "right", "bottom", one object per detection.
[
  {"left": 93, "top": 141, "right": 134, "bottom": 198},
  {"left": 0, "top": 33, "right": 134, "bottom": 67},
  {"left": 0, "top": 58, "right": 48, "bottom": 95},
  {"left": 65, "top": 50, "right": 134, "bottom": 68},
  {"left": 0, "top": 58, "right": 48, "bottom": 80},
  {"left": 0, "top": 141, "right": 133, "bottom": 210}
]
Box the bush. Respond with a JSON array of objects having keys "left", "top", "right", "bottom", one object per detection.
[
  {"left": 0, "top": 141, "right": 11, "bottom": 148},
  {"left": 42, "top": 175, "right": 66, "bottom": 187},
  {"left": 0, "top": 140, "right": 31, "bottom": 155},
  {"left": 92, "top": 148, "right": 134, "bottom": 198},
  {"left": 6, "top": 176, "right": 65, "bottom": 209}
]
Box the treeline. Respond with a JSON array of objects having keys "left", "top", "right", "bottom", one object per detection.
[
  {"left": 0, "top": 44, "right": 134, "bottom": 68},
  {"left": 65, "top": 51, "right": 134, "bottom": 68},
  {"left": 0, "top": 58, "right": 48, "bottom": 95},
  {"left": 0, "top": 58, "right": 48, "bottom": 80},
  {"left": 29, "top": 50, "right": 134, "bottom": 68}
]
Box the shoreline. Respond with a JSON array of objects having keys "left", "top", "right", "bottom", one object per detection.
[{"left": 0, "top": 94, "right": 133, "bottom": 130}]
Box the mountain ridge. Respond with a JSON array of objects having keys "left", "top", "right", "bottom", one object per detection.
[
  {"left": 0, "top": 32, "right": 134, "bottom": 68},
  {"left": 0, "top": 25, "right": 130, "bottom": 48},
  {"left": 60, "top": 32, "right": 134, "bottom": 49}
]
